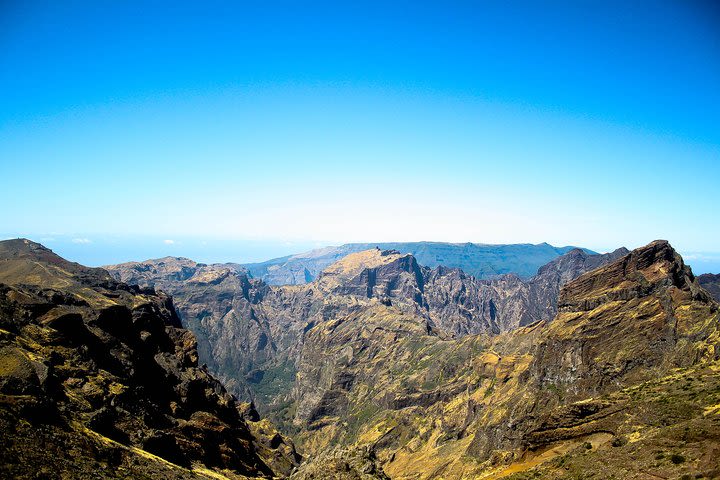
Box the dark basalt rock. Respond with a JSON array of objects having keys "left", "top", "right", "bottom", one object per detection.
[
  {"left": 698, "top": 272, "right": 720, "bottom": 302},
  {"left": 0, "top": 239, "right": 300, "bottom": 479}
]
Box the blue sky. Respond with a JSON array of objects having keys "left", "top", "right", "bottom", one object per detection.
[{"left": 1, "top": 1, "right": 719, "bottom": 270}]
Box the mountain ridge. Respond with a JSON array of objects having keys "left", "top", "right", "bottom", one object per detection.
[
  {"left": 240, "top": 241, "right": 597, "bottom": 285},
  {"left": 3, "top": 238, "right": 720, "bottom": 478},
  {"left": 106, "top": 244, "right": 628, "bottom": 420},
  {"left": 0, "top": 239, "right": 299, "bottom": 479},
  {"left": 287, "top": 240, "right": 720, "bottom": 478}
]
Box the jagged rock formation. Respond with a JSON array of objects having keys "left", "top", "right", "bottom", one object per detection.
[
  {"left": 699, "top": 272, "right": 720, "bottom": 302},
  {"left": 241, "top": 242, "right": 595, "bottom": 285},
  {"left": 287, "top": 241, "right": 720, "bottom": 479},
  {"left": 289, "top": 446, "right": 389, "bottom": 480},
  {"left": 107, "top": 247, "right": 623, "bottom": 420},
  {"left": 6, "top": 238, "right": 720, "bottom": 479},
  {"left": 0, "top": 239, "right": 299, "bottom": 479}
]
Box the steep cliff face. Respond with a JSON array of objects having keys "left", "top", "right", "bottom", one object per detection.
[
  {"left": 0, "top": 239, "right": 299, "bottom": 479},
  {"left": 698, "top": 272, "right": 720, "bottom": 302},
  {"left": 461, "top": 240, "right": 719, "bottom": 462},
  {"left": 12, "top": 238, "right": 719, "bottom": 479},
  {"left": 535, "top": 240, "right": 717, "bottom": 396},
  {"left": 286, "top": 241, "right": 719, "bottom": 479},
  {"left": 107, "top": 246, "right": 623, "bottom": 420}
]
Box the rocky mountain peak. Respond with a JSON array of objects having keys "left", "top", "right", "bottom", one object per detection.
[
  {"left": 533, "top": 240, "right": 718, "bottom": 408},
  {"left": 0, "top": 237, "right": 49, "bottom": 255},
  {"left": 0, "top": 238, "right": 83, "bottom": 270},
  {"left": 318, "top": 249, "right": 408, "bottom": 278},
  {"left": 315, "top": 249, "right": 424, "bottom": 298},
  {"left": 558, "top": 240, "right": 707, "bottom": 312},
  {"left": 0, "top": 238, "right": 115, "bottom": 291},
  {"left": 0, "top": 239, "right": 300, "bottom": 478}
]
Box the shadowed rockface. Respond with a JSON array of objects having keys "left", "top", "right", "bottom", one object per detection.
[
  {"left": 0, "top": 239, "right": 299, "bottom": 479},
  {"left": 285, "top": 241, "right": 719, "bottom": 479},
  {"left": 698, "top": 273, "right": 720, "bottom": 302},
  {"left": 5, "top": 239, "right": 720, "bottom": 479},
  {"left": 107, "top": 246, "right": 625, "bottom": 420}
]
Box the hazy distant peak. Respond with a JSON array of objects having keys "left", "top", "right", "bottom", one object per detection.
[{"left": 242, "top": 241, "right": 597, "bottom": 286}]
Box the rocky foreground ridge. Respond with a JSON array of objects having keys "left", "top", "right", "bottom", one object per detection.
[{"left": 0, "top": 239, "right": 299, "bottom": 479}]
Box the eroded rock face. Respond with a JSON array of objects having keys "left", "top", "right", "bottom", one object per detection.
[
  {"left": 531, "top": 241, "right": 718, "bottom": 396},
  {"left": 698, "top": 273, "right": 720, "bottom": 302},
  {"left": 283, "top": 241, "right": 719, "bottom": 478},
  {"left": 106, "top": 246, "right": 625, "bottom": 420},
  {"left": 0, "top": 239, "right": 299, "bottom": 479},
  {"left": 463, "top": 240, "right": 719, "bottom": 461},
  {"left": 12, "top": 238, "right": 719, "bottom": 479}
]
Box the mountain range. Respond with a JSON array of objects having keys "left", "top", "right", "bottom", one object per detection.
[
  {"left": 240, "top": 242, "right": 595, "bottom": 285},
  {"left": 106, "top": 245, "right": 627, "bottom": 415},
  {"left": 2, "top": 238, "right": 719, "bottom": 479}
]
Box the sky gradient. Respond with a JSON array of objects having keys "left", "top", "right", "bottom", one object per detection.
[{"left": 1, "top": 1, "right": 719, "bottom": 270}]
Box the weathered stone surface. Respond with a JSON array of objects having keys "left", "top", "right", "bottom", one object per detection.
[
  {"left": 0, "top": 239, "right": 299, "bottom": 479},
  {"left": 698, "top": 272, "right": 720, "bottom": 302},
  {"left": 107, "top": 246, "right": 624, "bottom": 419},
  {"left": 286, "top": 241, "right": 719, "bottom": 478},
  {"left": 7, "top": 238, "right": 720, "bottom": 479}
]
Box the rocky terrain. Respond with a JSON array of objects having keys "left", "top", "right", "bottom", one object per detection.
[
  {"left": 286, "top": 240, "right": 720, "bottom": 479},
  {"left": 0, "top": 239, "right": 299, "bottom": 479},
  {"left": 6, "top": 238, "right": 719, "bottom": 479},
  {"left": 107, "top": 247, "right": 625, "bottom": 421},
  {"left": 699, "top": 273, "right": 720, "bottom": 302},
  {"left": 241, "top": 242, "right": 594, "bottom": 285}
]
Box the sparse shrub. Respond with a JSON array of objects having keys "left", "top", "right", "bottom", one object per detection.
[
  {"left": 670, "top": 453, "right": 686, "bottom": 464},
  {"left": 611, "top": 436, "right": 627, "bottom": 447},
  {"left": 655, "top": 452, "right": 664, "bottom": 460},
  {"left": 582, "top": 441, "right": 592, "bottom": 450}
]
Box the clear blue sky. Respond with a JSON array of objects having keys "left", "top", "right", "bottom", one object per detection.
[{"left": 1, "top": 1, "right": 719, "bottom": 270}]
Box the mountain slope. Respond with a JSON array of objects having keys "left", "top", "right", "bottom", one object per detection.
[
  {"left": 241, "top": 242, "right": 596, "bottom": 285},
  {"left": 106, "top": 247, "right": 622, "bottom": 420},
  {"left": 287, "top": 240, "right": 719, "bottom": 478},
  {"left": 0, "top": 239, "right": 299, "bottom": 479},
  {"left": 17, "top": 238, "right": 720, "bottom": 478},
  {"left": 698, "top": 273, "right": 720, "bottom": 302}
]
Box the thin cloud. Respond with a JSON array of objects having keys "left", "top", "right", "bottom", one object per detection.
[
  {"left": 71, "top": 238, "right": 91, "bottom": 244},
  {"left": 163, "top": 239, "right": 175, "bottom": 245}
]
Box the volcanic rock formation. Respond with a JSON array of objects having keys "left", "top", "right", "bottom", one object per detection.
[{"left": 0, "top": 239, "right": 299, "bottom": 479}]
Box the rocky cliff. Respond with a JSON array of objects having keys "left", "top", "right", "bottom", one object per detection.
[
  {"left": 107, "top": 246, "right": 624, "bottom": 422},
  {"left": 287, "top": 241, "right": 720, "bottom": 479},
  {"left": 0, "top": 239, "right": 299, "bottom": 479},
  {"left": 8, "top": 238, "right": 720, "bottom": 479},
  {"left": 698, "top": 272, "right": 720, "bottom": 302}
]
